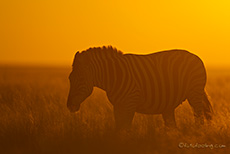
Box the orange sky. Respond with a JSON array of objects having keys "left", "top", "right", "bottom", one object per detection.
[{"left": 1, "top": 0, "right": 230, "bottom": 67}]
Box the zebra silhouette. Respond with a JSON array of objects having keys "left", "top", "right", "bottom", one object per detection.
[{"left": 67, "top": 46, "right": 213, "bottom": 130}]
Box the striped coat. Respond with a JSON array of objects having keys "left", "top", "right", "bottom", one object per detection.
[{"left": 67, "top": 46, "right": 213, "bottom": 130}]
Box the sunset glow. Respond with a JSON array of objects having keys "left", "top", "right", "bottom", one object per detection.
[
  {"left": 1, "top": 1, "right": 230, "bottom": 153},
  {"left": 1, "top": 0, "right": 230, "bottom": 67}
]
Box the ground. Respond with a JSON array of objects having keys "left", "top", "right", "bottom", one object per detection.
[{"left": 0, "top": 66, "right": 229, "bottom": 154}]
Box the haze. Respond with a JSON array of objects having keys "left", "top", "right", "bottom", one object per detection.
[{"left": 1, "top": 0, "right": 230, "bottom": 67}]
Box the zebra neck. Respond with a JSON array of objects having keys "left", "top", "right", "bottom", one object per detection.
[{"left": 91, "top": 57, "right": 110, "bottom": 92}]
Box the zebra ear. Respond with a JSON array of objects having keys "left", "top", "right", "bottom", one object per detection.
[
  {"left": 75, "top": 51, "right": 79, "bottom": 56},
  {"left": 74, "top": 51, "right": 80, "bottom": 59},
  {"left": 72, "top": 51, "right": 80, "bottom": 67}
]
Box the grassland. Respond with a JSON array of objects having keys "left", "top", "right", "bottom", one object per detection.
[{"left": 0, "top": 66, "right": 229, "bottom": 154}]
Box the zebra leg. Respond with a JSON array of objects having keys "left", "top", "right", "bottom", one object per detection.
[
  {"left": 162, "top": 110, "right": 176, "bottom": 128},
  {"left": 187, "top": 90, "right": 204, "bottom": 125},
  {"left": 113, "top": 107, "right": 135, "bottom": 142},
  {"left": 114, "top": 106, "right": 135, "bottom": 131}
]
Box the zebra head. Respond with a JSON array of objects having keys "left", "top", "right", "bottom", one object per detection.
[{"left": 67, "top": 51, "right": 93, "bottom": 113}]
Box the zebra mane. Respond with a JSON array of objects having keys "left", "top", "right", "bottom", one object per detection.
[
  {"left": 81, "top": 46, "right": 123, "bottom": 57},
  {"left": 72, "top": 46, "right": 123, "bottom": 67}
]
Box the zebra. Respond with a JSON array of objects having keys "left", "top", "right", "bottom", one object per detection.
[{"left": 67, "top": 46, "right": 213, "bottom": 130}]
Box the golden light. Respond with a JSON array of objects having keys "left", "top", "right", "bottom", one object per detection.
[{"left": 0, "top": 0, "right": 230, "bottom": 67}]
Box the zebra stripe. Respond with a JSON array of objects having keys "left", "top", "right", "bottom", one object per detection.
[{"left": 67, "top": 46, "right": 213, "bottom": 129}]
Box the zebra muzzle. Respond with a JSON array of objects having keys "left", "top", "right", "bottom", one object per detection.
[
  {"left": 67, "top": 104, "right": 80, "bottom": 113},
  {"left": 67, "top": 98, "right": 80, "bottom": 113}
]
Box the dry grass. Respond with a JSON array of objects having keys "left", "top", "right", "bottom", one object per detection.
[{"left": 0, "top": 66, "right": 229, "bottom": 154}]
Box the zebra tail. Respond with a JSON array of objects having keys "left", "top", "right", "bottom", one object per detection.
[{"left": 203, "top": 91, "right": 214, "bottom": 121}]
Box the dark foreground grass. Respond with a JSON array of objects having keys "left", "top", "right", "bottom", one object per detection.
[{"left": 0, "top": 66, "right": 229, "bottom": 154}]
